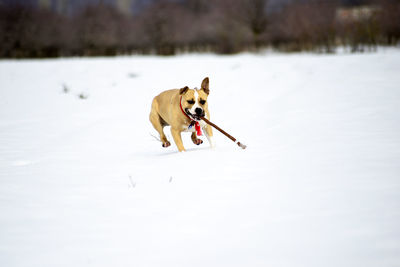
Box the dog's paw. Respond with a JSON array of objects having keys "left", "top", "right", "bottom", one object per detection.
[
  {"left": 194, "top": 139, "right": 203, "bottom": 145},
  {"left": 162, "top": 141, "right": 171, "bottom": 148}
]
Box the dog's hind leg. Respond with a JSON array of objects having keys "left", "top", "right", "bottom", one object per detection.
[{"left": 149, "top": 107, "right": 170, "bottom": 148}]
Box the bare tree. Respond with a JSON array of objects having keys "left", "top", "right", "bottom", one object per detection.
[
  {"left": 74, "top": 4, "right": 123, "bottom": 56},
  {"left": 214, "top": 0, "right": 269, "bottom": 51},
  {"left": 376, "top": 0, "right": 400, "bottom": 44},
  {"left": 279, "top": 0, "right": 337, "bottom": 52},
  {"left": 137, "top": 1, "right": 185, "bottom": 55},
  {"left": 0, "top": 4, "right": 71, "bottom": 57},
  {"left": 336, "top": 4, "right": 381, "bottom": 52},
  {"left": 239, "top": 0, "right": 269, "bottom": 49}
]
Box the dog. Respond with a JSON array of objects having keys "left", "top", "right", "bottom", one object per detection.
[{"left": 150, "top": 77, "right": 214, "bottom": 152}]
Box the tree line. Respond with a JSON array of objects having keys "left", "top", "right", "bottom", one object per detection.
[{"left": 0, "top": 0, "right": 399, "bottom": 58}]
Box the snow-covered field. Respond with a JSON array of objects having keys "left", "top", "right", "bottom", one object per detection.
[{"left": 1, "top": 49, "right": 400, "bottom": 267}]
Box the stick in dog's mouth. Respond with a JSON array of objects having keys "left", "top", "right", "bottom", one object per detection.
[
  {"left": 185, "top": 109, "right": 204, "bottom": 121},
  {"left": 200, "top": 116, "right": 247, "bottom": 149}
]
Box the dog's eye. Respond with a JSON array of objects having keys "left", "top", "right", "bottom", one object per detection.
[
  {"left": 200, "top": 99, "right": 206, "bottom": 105},
  {"left": 187, "top": 100, "right": 195, "bottom": 105}
]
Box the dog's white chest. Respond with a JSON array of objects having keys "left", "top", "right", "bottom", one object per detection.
[{"left": 183, "top": 125, "right": 196, "bottom": 132}]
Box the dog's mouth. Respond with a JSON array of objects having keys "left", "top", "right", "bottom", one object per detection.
[{"left": 185, "top": 108, "right": 204, "bottom": 121}]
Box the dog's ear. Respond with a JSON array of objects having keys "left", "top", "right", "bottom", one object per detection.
[
  {"left": 179, "top": 86, "right": 189, "bottom": 95},
  {"left": 201, "top": 77, "right": 209, "bottom": 95}
]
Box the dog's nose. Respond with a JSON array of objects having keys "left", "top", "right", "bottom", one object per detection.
[{"left": 195, "top": 108, "right": 203, "bottom": 115}]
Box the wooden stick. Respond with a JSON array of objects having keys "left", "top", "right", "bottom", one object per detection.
[{"left": 201, "top": 117, "right": 247, "bottom": 149}]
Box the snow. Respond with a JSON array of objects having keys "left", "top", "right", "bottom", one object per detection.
[{"left": 1, "top": 50, "right": 400, "bottom": 267}]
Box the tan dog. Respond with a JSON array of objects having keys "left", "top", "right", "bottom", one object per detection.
[{"left": 150, "top": 77, "right": 214, "bottom": 152}]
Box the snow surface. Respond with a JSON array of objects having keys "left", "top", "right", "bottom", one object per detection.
[{"left": 1, "top": 50, "right": 400, "bottom": 267}]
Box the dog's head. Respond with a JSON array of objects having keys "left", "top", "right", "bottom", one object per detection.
[{"left": 180, "top": 77, "right": 210, "bottom": 120}]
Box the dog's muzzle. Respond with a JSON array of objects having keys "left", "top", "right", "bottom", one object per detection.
[{"left": 185, "top": 108, "right": 204, "bottom": 121}]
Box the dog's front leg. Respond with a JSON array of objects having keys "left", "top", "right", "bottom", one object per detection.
[
  {"left": 191, "top": 132, "right": 203, "bottom": 145},
  {"left": 204, "top": 125, "right": 215, "bottom": 148},
  {"left": 171, "top": 128, "right": 185, "bottom": 152}
]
